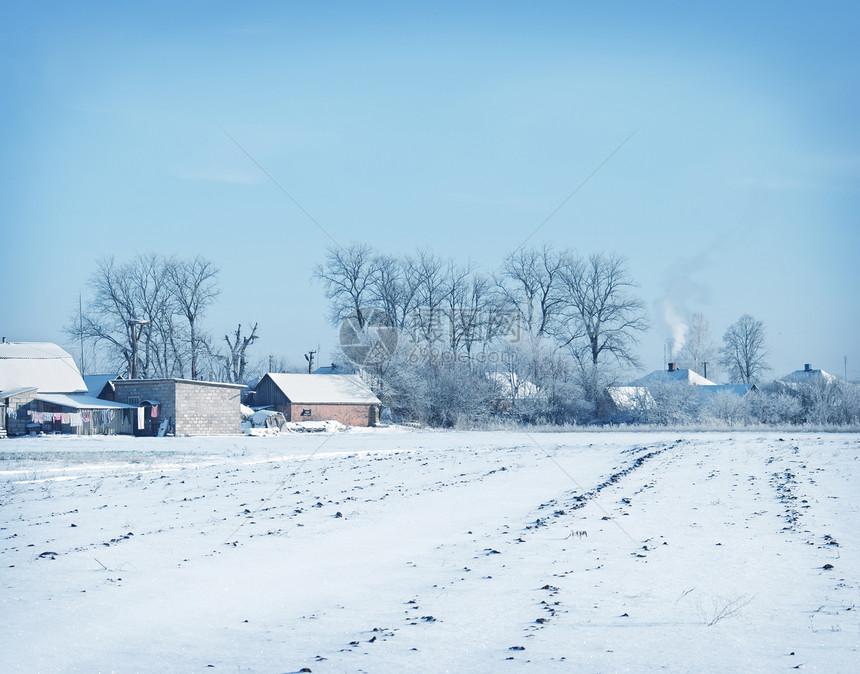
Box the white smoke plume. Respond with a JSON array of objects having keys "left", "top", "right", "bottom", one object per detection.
[{"left": 661, "top": 300, "right": 688, "bottom": 357}]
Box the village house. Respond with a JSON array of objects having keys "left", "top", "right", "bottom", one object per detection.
[
  {"left": 253, "top": 373, "right": 381, "bottom": 426},
  {"left": 607, "top": 363, "right": 755, "bottom": 416},
  {"left": 0, "top": 341, "right": 136, "bottom": 435},
  {"left": 778, "top": 363, "right": 838, "bottom": 388},
  {"left": 629, "top": 362, "right": 717, "bottom": 386}
]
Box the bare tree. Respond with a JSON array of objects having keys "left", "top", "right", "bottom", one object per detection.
[
  {"left": 314, "top": 243, "right": 380, "bottom": 328},
  {"left": 443, "top": 260, "right": 475, "bottom": 353},
  {"left": 222, "top": 323, "right": 259, "bottom": 384},
  {"left": 556, "top": 252, "right": 649, "bottom": 369},
  {"left": 456, "top": 272, "right": 503, "bottom": 359},
  {"left": 69, "top": 253, "right": 226, "bottom": 379},
  {"left": 74, "top": 254, "right": 174, "bottom": 378},
  {"left": 369, "top": 253, "right": 420, "bottom": 330},
  {"left": 719, "top": 314, "right": 770, "bottom": 384},
  {"left": 554, "top": 253, "right": 649, "bottom": 416},
  {"left": 167, "top": 256, "right": 220, "bottom": 380},
  {"left": 409, "top": 249, "right": 447, "bottom": 344},
  {"left": 497, "top": 245, "right": 566, "bottom": 338},
  {"left": 677, "top": 312, "right": 717, "bottom": 378}
]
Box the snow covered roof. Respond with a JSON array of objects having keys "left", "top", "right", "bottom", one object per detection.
[
  {"left": 263, "top": 373, "right": 380, "bottom": 405},
  {"left": 779, "top": 366, "right": 838, "bottom": 385},
  {"left": 488, "top": 372, "right": 540, "bottom": 399},
  {"left": 34, "top": 394, "right": 138, "bottom": 410},
  {"left": 694, "top": 384, "right": 755, "bottom": 398},
  {"left": 0, "top": 342, "right": 87, "bottom": 394},
  {"left": 0, "top": 386, "right": 39, "bottom": 400},
  {"left": 630, "top": 368, "right": 716, "bottom": 387},
  {"left": 313, "top": 362, "right": 356, "bottom": 375},
  {"left": 606, "top": 386, "right": 654, "bottom": 410}
]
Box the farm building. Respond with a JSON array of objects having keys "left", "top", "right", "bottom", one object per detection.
[
  {"left": 0, "top": 341, "right": 136, "bottom": 435},
  {"left": 778, "top": 364, "right": 839, "bottom": 387},
  {"left": 253, "top": 373, "right": 381, "bottom": 426},
  {"left": 109, "top": 378, "right": 246, "bottom": 436}
]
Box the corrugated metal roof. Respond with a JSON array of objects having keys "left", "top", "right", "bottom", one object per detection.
[
  {"left": 0, "top": 342, "right": 87, "bottom": 393},
  {"left": 34, "top": 394, "right": 138, "bottom": 410},
  {"left": 263, "top": 373, "right": 380, "bottom": 404}
]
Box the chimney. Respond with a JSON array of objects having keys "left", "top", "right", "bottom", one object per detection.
[
  {"left": 804, "top": 364, "right": 811, "bottom": 372},
  {"left": 668, "top": 362, "right": 676, "bottom": 372}
]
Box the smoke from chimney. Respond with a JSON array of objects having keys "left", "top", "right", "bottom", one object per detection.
[{"left": 661, "top": 301, "right": 688, "bottom": 357}]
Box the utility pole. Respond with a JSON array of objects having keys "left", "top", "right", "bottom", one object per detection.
[
  {"left": 269, "top": 354, "right": 274, "bottom": 373},
  {"left": 304, "top": 349, "right": 316, "bottom": 374},
  {"left": 128, "top": 319, "right": 149, "bottom": 379},
  {"left": 79, "top": 292, "right": 85, "bottom": 376}
]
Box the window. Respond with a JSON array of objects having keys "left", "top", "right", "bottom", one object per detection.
[{"left": 128, "top": 396, "right": 140, "bottom": 406}]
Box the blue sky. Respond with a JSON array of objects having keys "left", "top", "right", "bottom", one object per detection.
[{"left": 2, "top": 1, "right": 858, "bottom": 380}]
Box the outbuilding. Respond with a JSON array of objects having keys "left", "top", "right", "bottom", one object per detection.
[
  {"left": 109, "top": 378, "right": 246, "bottom": 436},
  {"left": 253, "top": 373, "right": 380, "bottom": 426}
]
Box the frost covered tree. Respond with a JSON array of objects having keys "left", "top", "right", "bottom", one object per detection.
[
  {"left": 312, "top": 244, "right": 649, "bottom": 425},
  {"left": 677, "top": 312, "right": 717, "bottom": 378},
  {"left": 719, "top": 314, "right": 770, "bottom": 384}
]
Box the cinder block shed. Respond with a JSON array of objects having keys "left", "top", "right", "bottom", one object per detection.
[{"left": 109, "top": 379, "right": 246, "bottom": 436}]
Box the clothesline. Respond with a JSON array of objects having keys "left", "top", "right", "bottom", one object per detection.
[{"left": 28, "top": 409, "right": 118, "bottom": 427}]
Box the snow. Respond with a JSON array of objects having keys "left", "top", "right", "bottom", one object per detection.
[
  {"left": 1, "top": 430, "right": 858, "bottom": 671},
  {"left": 250, "top": 409, "right": 284, "bottom": 427},
  {"left": 0, "top": 342, "right": 87, "bottom": 394},
  {"left": 631, "top": 368, "right": 716, "bottom": 386},
  {"left": 264, "top": 373, "right": 381, "bottom": 404},
  {"left": 33, "top": 393, "right": 137, "bottom": 410},
  {"left": 780, "top": 368, "right": 839, "bottom": 386}
]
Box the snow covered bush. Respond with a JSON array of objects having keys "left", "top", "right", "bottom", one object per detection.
[{"left": 698, "top": 391, "right": 751, "bottom": 427}]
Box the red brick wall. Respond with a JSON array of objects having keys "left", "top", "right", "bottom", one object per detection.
[{"left": 275, "top": 403, "right": 378, "bottom": 426}]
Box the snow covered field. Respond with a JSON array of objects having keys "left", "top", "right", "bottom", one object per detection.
[{"left": 1, "top": 430, "right": 858, "bottom": 673}]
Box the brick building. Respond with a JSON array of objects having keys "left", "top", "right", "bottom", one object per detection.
[
  {"left": 109, "top": 379, "right": 246, "bottom": 436},
  {"left": 253, "top": 373, "right": 380, "bottom": 427}
]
